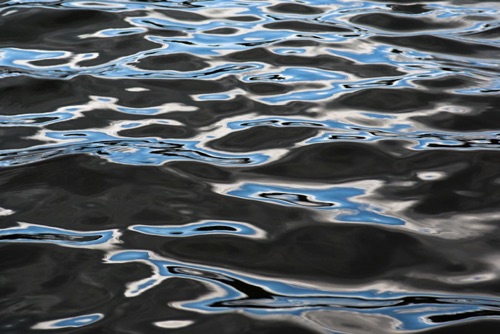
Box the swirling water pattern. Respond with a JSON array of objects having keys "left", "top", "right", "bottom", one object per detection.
[{"left": 0, "top": 0, "right": 499, "bottom": 333}]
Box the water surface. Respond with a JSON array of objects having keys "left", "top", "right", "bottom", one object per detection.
[{"left": 1, "top": 0, "right": 500, "bottom": 333}]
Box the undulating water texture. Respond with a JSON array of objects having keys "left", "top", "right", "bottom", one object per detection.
[{"left": 1, "top": 0, "right": 500, "bottom": 333}]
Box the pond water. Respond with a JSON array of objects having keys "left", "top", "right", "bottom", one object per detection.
[{"left": 0, "top": 0, "right": 499, "bottom": 333}]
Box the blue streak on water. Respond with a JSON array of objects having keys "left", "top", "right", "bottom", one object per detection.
[
  {"left": 131, "top": 220, "right": 265, "bottom": 238},
  {"left": 242, "top": 67, "right": 348, "bottom": 82},
  {"left": 51, "top": 314, "right": 103, "bottom": 328},
  {"left": 107, "top": 249, "right": 500, "bottom": 331},
  {"left": 32, "top": 314, "right": 104, "bottom": 330},
  {"left": 2, "top": 112, "right": 500, "bottom": 172},
  {"left": 0, "top": 223, "right": 118, "bottom": 248},
  {"left": 0, "top": 133, "right": 269, "bottom": 167},
  {"left": 0, "top": 47, "right": 266, "bottom": 80},
  {"left": 226, "top": 116, "right": 500, "bottom": 151},
  {"left": 225, "top": 183, "right": 404, "bottom": 225}
]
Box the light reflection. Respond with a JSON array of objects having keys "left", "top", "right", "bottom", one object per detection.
[
  {"left": 0, "top": 223, "right": 120, "bottom": 249},
  {"left": 1, "top": 0, "right": 499, "bottom": 332},
  {"left": 154, "top": 320, "right": 194, "bottom": 329},
  {"left": 31, "top": 313, "right": 103, "bottom": 330},
  {"left": 131, "top": 220, "right": 267, "bottom": 239},
  {"left": 106, "top": 249, "right": 500, "bottom": 331}
]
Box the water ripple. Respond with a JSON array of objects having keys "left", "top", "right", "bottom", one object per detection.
[
  {"left": 0, "top": 222, "right": 120, "bottom": 249},
  {"left": 1, "top": 0, "right": 500, "bottom": 332},
  {"left": 107, "top": 249, "right": 500, "bottom": 332}
]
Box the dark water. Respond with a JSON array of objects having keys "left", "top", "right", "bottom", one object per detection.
[{"left": 1, "top": 0, "right": 500, "bottom": 333}]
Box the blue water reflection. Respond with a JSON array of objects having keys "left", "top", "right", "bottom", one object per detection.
[
  {"left": 1, "top": 0, "right": 499, "bottom": 332},
  {"left": 225, "top": 183, "right": 404, "bottom": 225},
  {"left": 31, "top": 314, "right": 103, "bottom": 330},
  {"left": 0, "top": 223, "right": 119, "bottom": 248},
  {"left": 107, "top": 249, "right": 500, "bottom": 331},
  {"left": 131, "top": 220, "right": 265, "bottom": 238}
]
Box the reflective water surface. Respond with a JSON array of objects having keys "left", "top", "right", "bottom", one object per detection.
[{"left": 1, "top": 0, "right": 500, "bottom": 333}]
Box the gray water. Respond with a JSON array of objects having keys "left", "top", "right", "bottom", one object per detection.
[{"left": 1, "top": 0, "right": 500, "bottom": 333}]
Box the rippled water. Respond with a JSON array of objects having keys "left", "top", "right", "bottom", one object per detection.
[{"left": 1, "top": 0, "right": 500, "bottom": 333}]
